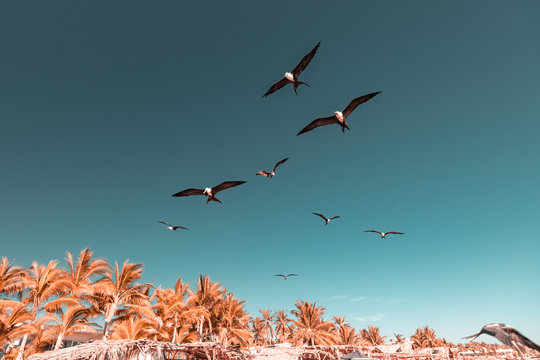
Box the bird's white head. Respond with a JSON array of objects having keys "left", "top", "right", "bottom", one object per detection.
[
  {"left": 284, "top": 72, "right": 294, "bottom": 81},
  {"left": 203, "top": 188, "right": 212, "bottom": 195},
  {"left": 334, "top": 111, "right": 344, "bottom": 121}
]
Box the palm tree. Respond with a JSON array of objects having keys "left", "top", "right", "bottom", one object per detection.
[
  {"left": 111, "top": 318, "right": 155, "bottom": 340},
  {"left": 90, "top": 260, "right": 151, "bottom": 339},
  {"left": 16, "top": 261, "right": 71, "bottom": 359},
  {"left": 258, "top": 309, "right": 275, "bottom": 344},
  {"left": 333, "top": 316, "right": 357, "bottom": 345},
  {"left": 251, "top": 318, "right": 265, "bottom": 346},
  {"left": 290, "top": 300, "right": 337, "bottom": 346},
  {"left": 50, "top": 304, "right": 100, "bottom": 350},
  {"left": 151, "top": 277, "right": 204, "bottom": 343},
  {"left": 0, "top": 258, "right": 27, "bottom": 297},
  {"left": 392, "top": 333, "right": 406, "bottom": 344},
  {"left": 274, "top": 310, "right": 292, "bottom": 344},
  {"left": 360, "top": 326, "right": 386, "bottom": 345},
  {"left": 0, "top": 302, "right": 35, "bottom": 352},
  {"left": 213, "top": 293, "right": 252, "bottom": 347},
  {"left": 187, "top": 274, "right": 224, "bottom": 340},
  {"left": 64, "top": 249, "right": 110, "bottom": 297},
  {"left": 411, "top": 326, "right": 445, "bottom": 348}
]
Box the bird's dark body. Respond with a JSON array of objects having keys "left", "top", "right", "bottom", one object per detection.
[{"left": 464, "top": 324, "right": 540, "bottom": 354}]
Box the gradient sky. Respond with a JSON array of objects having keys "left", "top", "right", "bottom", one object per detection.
[{"left": 1, "top": 0, "right": 539, "bottom": 343}]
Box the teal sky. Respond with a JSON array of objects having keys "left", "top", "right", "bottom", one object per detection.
[{"left": 1, "top": 0, "right": 539, "bottom": 343}]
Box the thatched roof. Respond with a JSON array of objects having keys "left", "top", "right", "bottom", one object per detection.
[{"left": 27, "top": 339, "right": 250, "bottom": 360}]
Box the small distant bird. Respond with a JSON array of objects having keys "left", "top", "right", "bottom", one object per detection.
[
  {"left": 313, "top": 212, "right": 340, "bottom": 225},
  {"left": 263, "top": 42, "right": 320, "bottom": 97},
  {"left": 297, "top": 91, "right": 381, "bottom": 135},
  {"left": 463, "top": 323, "right": 540, "bottom": 355},
  {"left": 172, "top": 181, "right": 246, "bottom": 204},
  {"left": 158, "top": 221, "right": 189, "bottom": 231},
  {"left": 256, "top": 158, "right": 289, "bottom": 178},
  {"left": 274, "top": 274, "right": 298, "bottom": 280},
  {"left": 364, "top": 230, "right": 404, "bottom": 238}
]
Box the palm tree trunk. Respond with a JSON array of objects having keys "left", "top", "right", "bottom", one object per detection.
[
  {"left": 16, "top": 334, "right": 28, "bottom": 360},
  {"left": 54, "top": 332, "right": 64, "bottom": 350},
  {"left": 172, "top": 315, "right": 178, "bottom": 343},
  {"left": 102, "top": 303, "right": 118, "bottom": 340}
]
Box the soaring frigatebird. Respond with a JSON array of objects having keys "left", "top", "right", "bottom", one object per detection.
[
  {"left": 274, "top": 274, "right": 298, "bottom": 280},
  {"left": 364, "top": 230, "right": 404, "bottom": 238},
  {"left": 263, "top": 42, "right": 320, "bottom": 97},
  {"left": 297, "top": 91, "right": 381, "bottom": 135},
  {"left": 463, "top": 323, "right": 540, "bottom": 355},
  {"left": 158, "top": 221, "right": 189, "bottom": 231},
  {"left": 172, "top": 181, "right": 246, "bottom": 204},
  {"left": 313, "top": 212, "right": 340, "bottom": 225},
  {"left": 256, "top": 158, "right": 289, "bottom": 178}
]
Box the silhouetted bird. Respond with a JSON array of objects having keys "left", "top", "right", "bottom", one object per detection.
[
  {"left": 364, "top": 230, "right": 404, "bottom": 238},
  {"left": 463, "top": 323, "right": 540, "bottom": 355},
  {"left": 274, "top": 274, "right": 298, "bottom": 280},
  {"left": 158, "top": 221, "right": 189, "bottom": 231},
  {"left": 172, "top": 181, "right": 246, "bottom": 204},
  {"left": 297, "top": 91, "right": 381, "bottom": 135},
  {"left": 256, "top": 158, "right": 289, "bottom": 178},
  {"left": 263, "top": 42, "right": 320, "bottom": 97},
  {"left": 313, "top": 212, "right": 340, "bottom": 225}
]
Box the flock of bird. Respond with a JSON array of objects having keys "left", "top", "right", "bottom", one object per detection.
[
  {"left": 156, "top": 42, "right": 539, "bottom": 353},
  {"left": 158, "top": 41, "right": 404, "bottom": 259}
]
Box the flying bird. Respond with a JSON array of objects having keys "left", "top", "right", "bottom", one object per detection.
[
  {"left": 172, "top": 181, "right": 246, "bottom": 204},
  {"left": 364, "top": 230, "right": 404, "bottom": 238},
  {"left": 312, "top": 212, "right": 340, "bottom": 225},
  {"left": 263, "top": 41, "right": 320, "bottom": 97},
  {"left": 274, "top": 274, "right": 298, "bottom": 280},
  {"left": 158, "top": 221, "right": 189, "bottom": 231},
  {"left": 256, "top": 158, "right": 289, "bottom": 178},
  {"left": 297, "top": 91, "right": 381, "bottom": 135},
  {"left": 463, "top": 323, "right": 540, "bottom": 355}
]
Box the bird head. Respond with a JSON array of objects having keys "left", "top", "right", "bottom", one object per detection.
[
  {"left": 203, "top": 188, "right": 212, "bottom": 195},
  {"left": 284, "top": 72, "right": 294, "bottom": 81}
]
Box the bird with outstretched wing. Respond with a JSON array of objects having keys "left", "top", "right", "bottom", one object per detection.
[
  {"left": 263, "top": 42, "right": 320, "bottom": 97},
  {"left": 172, "top": 181, "right": 246, "bottom": 204},
  {"left": 274, "top": 274, "right": 298, "bottom": 280},
  {"left": 297, "top": 91, "right": 381, "bottom": 135}
]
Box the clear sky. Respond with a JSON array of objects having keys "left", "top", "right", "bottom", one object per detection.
[{"left": 1, "top": 0, "right": 539, "bottom": 343}]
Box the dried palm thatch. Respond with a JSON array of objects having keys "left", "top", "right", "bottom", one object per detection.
[{"left": 27, "top": 339, "right": 250, "bottom": 360}]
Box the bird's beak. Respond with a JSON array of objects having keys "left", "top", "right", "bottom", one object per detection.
[{"left": 462, "top": 332, "right": 481, "bottom": 341}]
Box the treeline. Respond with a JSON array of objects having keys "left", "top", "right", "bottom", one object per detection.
[{"left": 0, "top": 249, "right": 501, "bottom": 359}]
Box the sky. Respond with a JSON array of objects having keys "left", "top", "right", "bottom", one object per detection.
[{"left": 1, "top": 0, "right": 539, "bottom": 344}]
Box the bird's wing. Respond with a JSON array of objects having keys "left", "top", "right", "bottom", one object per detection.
[
  {"left": 172, "top": 226, "right": 189, "bottom": 230},
  {"left": 330, "top": 216, "right": 340, "bottom": 220},
  {"left": 263, "top": 78, "right": 290, "bottom": 97},
  {"left": 312, "top": 212, "right": 328, "bottom": 222},
  {"left": 256, "top": 170, "right": 270, "bottom": 177},
  {"left": 365, "top": 230, "right": 382, "bottom": 235},
  {"left": 171, "top": 188, "right": 205, "bottom": 197},
  {"left": 158, "top": 221, "right": 170, "bottom": 226},
  {"left": 297, "top": 116, "right": 340, "bottom": 136},
  {"left": 274, "top": 274, "right": 285, "bottom": 278},
  {"left": 386, "top": 232, "right": 405, "bottom": 235},
  {"left": 272, "top": 158, "right": 289, "bottom": 172},
  {"left": 505, "top": 327, "right": 540, "bottom": 352},
  {"left": 213, "top": 181, "right": 246, "bottom": 194},
  {"left": 291, "top": 41, "right": 321, "bottom": 77},
  {"left": 342, "top": 91, "right": 382, "bottom": 118},
  {"left": 286, "top": 274, "right": 298, "bottom": 277}
]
